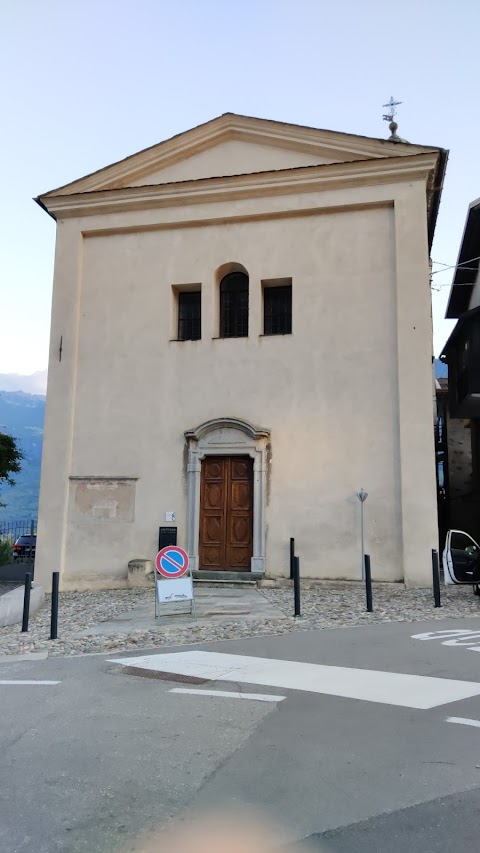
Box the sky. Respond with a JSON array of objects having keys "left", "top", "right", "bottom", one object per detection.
[{"left": 1, "top": 0, "right": 479, "bottom": 374}]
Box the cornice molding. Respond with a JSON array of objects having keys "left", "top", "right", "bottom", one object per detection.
[
  {"left": 40, "top": 114, "right": 440, "bottom": 198},
  {"left": 39, "top": 152, "right": 438, "bottom": 220}
]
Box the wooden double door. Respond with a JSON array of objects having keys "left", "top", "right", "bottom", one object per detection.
[{"left": 199, "top": 456, "right": 253, "bottom": 571}]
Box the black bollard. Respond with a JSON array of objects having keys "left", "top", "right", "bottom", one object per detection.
[
  {"left": 21, "top": 572, "right": 32, "bottom": 633},
  {"left": 432, "top": 549, "right": 441, "bottom": 608},
  {"left": 364, "top": 554, "right": 373, "bottom": 613},
  {"left": 293, "top": 555, "right": 301, "bottom": 617},
  {"left": 290, "top": 537, "right": 295, "bottom": 580},
  {"left": 50, "top": 572, "right": 59, "bottom": 640}
]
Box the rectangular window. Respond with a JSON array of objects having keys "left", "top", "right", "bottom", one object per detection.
[
  {"left": 178, "top": 291, "right": 201, "bottom": 340},
  {"left": 263, "top": 283, "right": 292, "bottom": 335}
]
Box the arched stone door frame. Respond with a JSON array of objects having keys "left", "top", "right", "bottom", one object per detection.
[{"left": 185, "top": 418, "right": 270, "bottom": 573}]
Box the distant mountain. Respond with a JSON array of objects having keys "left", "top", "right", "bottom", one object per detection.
[
  {"left": 434, "top": 358, "right": 448, "bottom": 379},
  {"left": 0, "top": 370, "right": 47, "bottom": 395},
  {"left": 0, "top": 391, "right": 45, "bottom": 522}
]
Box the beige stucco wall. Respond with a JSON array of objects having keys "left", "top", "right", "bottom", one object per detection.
[{"left": 36, "top": 172, "right": 438, "bottom": 589}]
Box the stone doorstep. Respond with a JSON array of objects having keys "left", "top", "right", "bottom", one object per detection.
[
  {"left": 259, "top": 578, "right": 406, "bottom": 590},
  {"left": 193, "top": 572, "right": 404, "bottom": 589},
  {"left": 192, "top": 576, "right": 406, "bottom": 590},
  {"left": 127, "top": 564, "right": 262, "bottom": 589},
  {"left": 194, "top": 575, "right": 405, "bottom": 589},
  {"left": 126, "top": 560, "right": 406, "bottom": 591},
  {"left": 192, "top": 571, "right": 262, "bottom": 583},
  {"left": 195, "top": 578, "right": 257, "bottom": 584}
]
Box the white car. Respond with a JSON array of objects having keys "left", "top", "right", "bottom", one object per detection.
[{"left": 443, "top": 529, "right": 480, "bottom": 595}]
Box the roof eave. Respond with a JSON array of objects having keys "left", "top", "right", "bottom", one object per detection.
[
  {"left": 427, "top": 148, "right": 448, "bottom": 251},
  {"left": 441, "top": 304, "right": 480, "bottom": 357},
  {"left": 33, "top": 196, "right": 56, "bottom": 221}
]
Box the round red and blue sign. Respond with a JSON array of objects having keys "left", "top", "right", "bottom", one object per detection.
[{"left": 155, "top": 545, "right": 189, "bottom": 579}]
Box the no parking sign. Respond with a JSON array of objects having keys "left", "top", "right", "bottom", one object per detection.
[
  {"left": 155, "top": 546, "right": 189, "bottom": 579},
  {"left": 154, "top": 545, "right": 195, "bottom": 618}
]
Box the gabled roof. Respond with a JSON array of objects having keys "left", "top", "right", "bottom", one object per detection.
[
  {"left": 35, "top": 112, "right": 448, "bottom": 248},
  {"left": 445, "top": 198, "right": 480, "bottom": 318},
  {"left": 37, "top": 111, "right": 443, "bottom": 198}
]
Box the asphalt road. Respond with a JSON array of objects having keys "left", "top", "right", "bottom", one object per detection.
[{"left": 2, "top": 615, "right": 480, "bottom": 852}]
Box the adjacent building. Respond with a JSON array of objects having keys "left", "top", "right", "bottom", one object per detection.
[
  {"left": 35, "top": 113, "right": 447, "bottom": 589},
  {"left": 440, "top": 198, "right": 480, "bottom": 542}
]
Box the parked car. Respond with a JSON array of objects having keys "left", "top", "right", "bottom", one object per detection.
[
  {"left": 443, "top": 529, "right": 480, "bottom": 595},
  {"left": 12, "top": 535, "right": 36, "bottom": 560}
]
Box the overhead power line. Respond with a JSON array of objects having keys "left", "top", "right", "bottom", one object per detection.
[
  {"left": 431, "top": 282, "right": 479, "bottom": 292},
  {"left": 431, "top": 255, "right": 480, "bottom": 276}
]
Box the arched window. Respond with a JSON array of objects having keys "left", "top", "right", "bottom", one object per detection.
[{"left": 220, "top": 271, "right": 249, "bottom": 338}]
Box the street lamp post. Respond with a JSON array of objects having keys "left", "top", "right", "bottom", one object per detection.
[{"left": 356, "top": 489, "right": 368, "bottom": 580}]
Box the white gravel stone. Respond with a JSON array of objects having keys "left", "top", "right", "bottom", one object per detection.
[{"left": 0, "top": 583, "right": 479, "bottom": 657}]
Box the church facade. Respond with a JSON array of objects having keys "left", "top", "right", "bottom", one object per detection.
[{"left": 35, "top": 113, "right": 447, "bottom": 589}]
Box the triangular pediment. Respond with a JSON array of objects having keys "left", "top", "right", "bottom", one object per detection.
[{"left": 40, "top": 113, "right": 440, "bottom": 198}]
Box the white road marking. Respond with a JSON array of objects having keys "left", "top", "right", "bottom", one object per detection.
[
  {"left": 169, "top": 688, "right": 285, "bottom": 702},
  {"left": 0, "top": 680, "right": 60, "bottom": 686},
  {"left": 412, "top": 629, "right": 480, "bottom": 650},
  {"left": 412, "top": 630, "right": 479, "bottom": 641},
  {"left": 108, "top": 651, "right": 480, "bottom": 710},
  {"left": 446, "top": 716, "right": 480, "bottom": 729}
]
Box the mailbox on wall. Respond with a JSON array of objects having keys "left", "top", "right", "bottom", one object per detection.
[{"left": 158, "top": 526, "right": 177, "bottom": 551}]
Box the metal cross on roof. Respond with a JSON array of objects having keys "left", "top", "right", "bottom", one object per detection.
[{"left": 382, "top": 96, "right": 402, "bottom": 123}]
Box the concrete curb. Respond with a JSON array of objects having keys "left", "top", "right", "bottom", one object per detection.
[
  {"left": 0, "top": 585, "right": 45, "bottom": 628},
  {"left": 0, "top": 651, "right": 48, "bottom": 663}
]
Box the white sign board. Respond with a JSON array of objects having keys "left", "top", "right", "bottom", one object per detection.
[{"left": 155, "top": 576, "right": 193, "bottom": 604}]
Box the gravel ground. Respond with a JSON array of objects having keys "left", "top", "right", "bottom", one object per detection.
[{"left": 0, "top": 582, "right": 479, "bottom": 657}]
